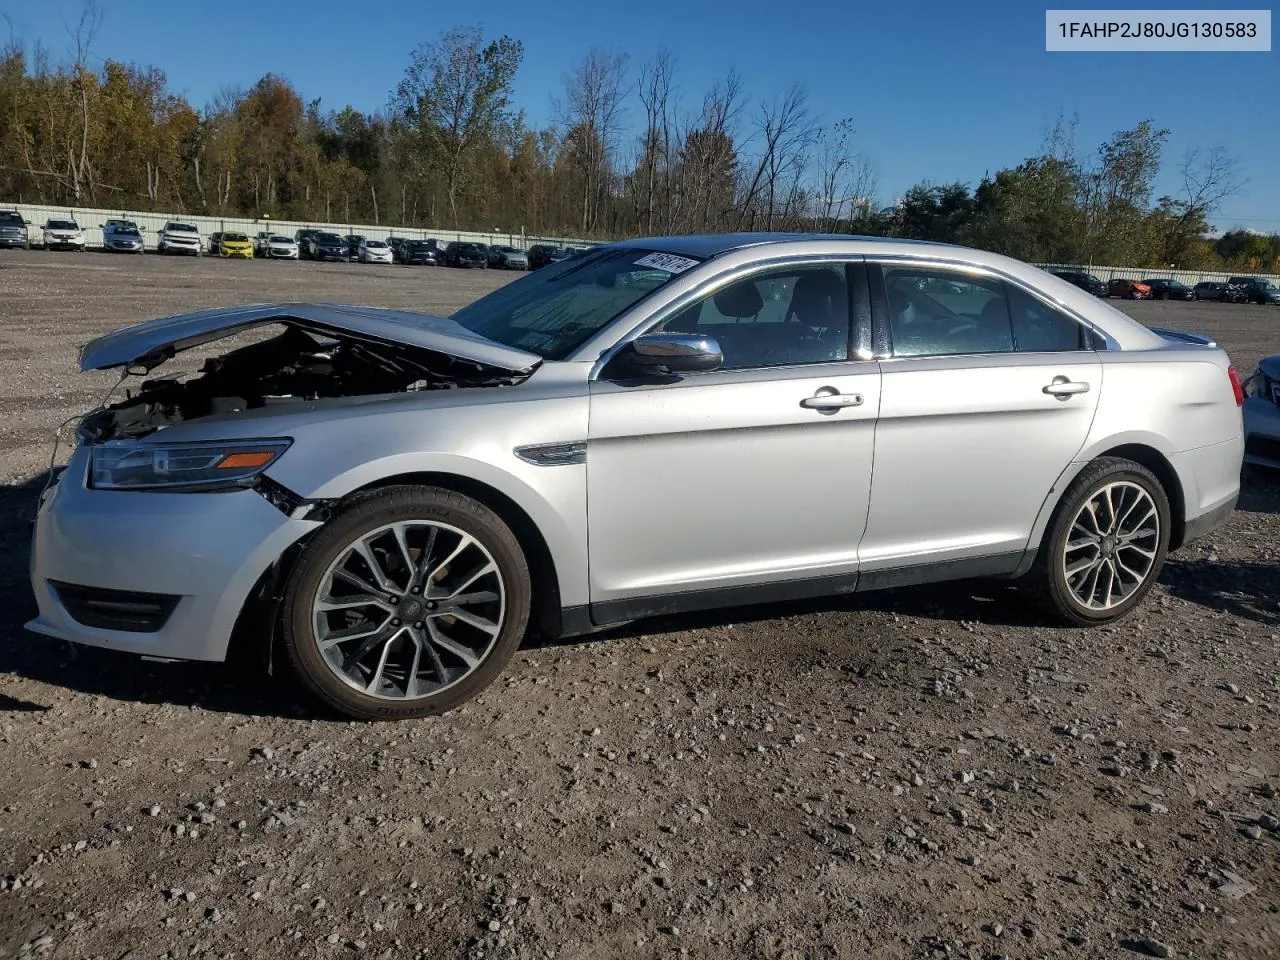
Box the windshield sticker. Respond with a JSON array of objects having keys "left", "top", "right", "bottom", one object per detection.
[{"left": 634, "top": 252, "right": 698, "bottom": 274}]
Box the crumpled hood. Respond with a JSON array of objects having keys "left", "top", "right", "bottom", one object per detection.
[{"left": 79, "top": 302, "right": 543, "bottom": 374}]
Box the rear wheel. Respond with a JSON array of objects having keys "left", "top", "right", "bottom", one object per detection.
[
  {"left": 281, "top": 485, "right": 531, "bottom": 720},
  {"left": 1028, "top": 457, "right": 1170, "bottom": 626}
]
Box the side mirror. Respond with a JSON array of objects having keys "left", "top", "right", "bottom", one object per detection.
[{"left": 607, "top": 333, "right": 723, "bottom": 379}]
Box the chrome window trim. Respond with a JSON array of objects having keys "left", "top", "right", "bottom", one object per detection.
[
  {"left": 585, "top": 253, "right": 870, "bottom": 381},
  {"left": 867, "top": 255, "right": 1118, "bottom": 356}
]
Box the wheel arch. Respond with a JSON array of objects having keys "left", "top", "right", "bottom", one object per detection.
[
  {"left": 226, "top": 469, "right": 577, "bottom": 676},
  {"left": 337, "top": 471, "right": 568, "bottom": 638},
  {"left": 1093, "top": 443, "right": 1186, "bottom": 549},
  {"left": 1020, "top": 439, "right": 1189, "bottom": 574}
]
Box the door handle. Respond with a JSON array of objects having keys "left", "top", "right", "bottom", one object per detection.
[
  {"left": 801, "top": 388, "right": 864, "bottom": 410},
  {"left": 1043, "top": 376, "right": 1090, "bottom": 400}
]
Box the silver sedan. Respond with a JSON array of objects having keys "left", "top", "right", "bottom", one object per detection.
[{"left": 27, "top": 234, "right": 1245, "bottom": 719}]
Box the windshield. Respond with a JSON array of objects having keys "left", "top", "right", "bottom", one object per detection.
[
  {"left": 167, "top": 223, "right": 197, "bottom": 233},
  {"left": 0, "top": 212, "right": 23, "bottom": 224},
  {"left": 223, "top": 233, "right": 248, "bottom": 242},
  {"left": 270, "top": 235, "right": 292, "bottom": 243},
  {"left": 318, "top": 233, "right": 342, "bottom": 243},
  {"left": 113, "top": 227, "right": 140, "bottom": 237},
  {"left": 450, "top": 247, "right": 699, "bottom": 360},
  {"left": 48, "top": 220, "right": 78, "bottom": 230},
  {"left": 366, "top": 240, "right": 387, "bottom": 248}
]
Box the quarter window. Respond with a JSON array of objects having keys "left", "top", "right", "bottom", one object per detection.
[
  {"left": 657, "top": 265, "right": 852, "bottom": 369},
  {"left": 881, "top": 266, "right": 1091, "bottom": 357},
  {"left": 1006, "top": 284, "right": 1091, "bottom": 352}
]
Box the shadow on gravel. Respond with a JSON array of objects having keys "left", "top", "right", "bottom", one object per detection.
[
  {"left": 0, "top": 472, "right": 321, "bottom": 720},
  {"left": 0, "top": 692, "right": 49, "bottom": 712},
  {"left": 535, "top": 579, "right": 1051, "bottom": 650},
  {"left": 1160, "top": 559, "right": 1280, "bottom": 627},
  {"left": 1239, "top": 466, "right": 1280, "bottom": 515}
]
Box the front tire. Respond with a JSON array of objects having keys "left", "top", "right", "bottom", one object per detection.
[
  {"left": 280, "top": 485, "right": 531, "bottom": 720},
  {"left": 1028, "top": 457, "right": 1170, "bottom": 626}
]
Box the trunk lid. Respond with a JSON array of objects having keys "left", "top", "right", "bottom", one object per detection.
[{"left": 79, "top": 302, "right": 542, "bottom": 374}]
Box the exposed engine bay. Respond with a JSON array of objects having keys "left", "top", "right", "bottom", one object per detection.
[{"left": 77, "top": 323, "right": 531, "bottom": 443}]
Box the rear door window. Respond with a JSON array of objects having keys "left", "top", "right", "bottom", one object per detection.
[{"left": 876, "top": 265, "right": 1092, "bottom": 357}]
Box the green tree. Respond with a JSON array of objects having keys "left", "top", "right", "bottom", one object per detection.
[
  {"left": 890, "top": 182, "right": 974, "bottom": 243},
  {"left": 392, "top": 27, "right": 522, "bottom": 227}
]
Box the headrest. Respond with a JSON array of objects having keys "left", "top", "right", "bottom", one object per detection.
[
  {"left": 714, "top": 280, "right": 764, "bottom": 318},
  {"left": 979, "top": 297, "right": 1009, "bottom": 324},
  {"left": 789, "top": 270, "right": 845, "bottom": 319}
]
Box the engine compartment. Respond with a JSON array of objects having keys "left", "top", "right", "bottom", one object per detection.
[{"left": 77, "top": 324, "right": 529, "bottom": 443}]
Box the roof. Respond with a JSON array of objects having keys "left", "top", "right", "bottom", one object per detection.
[{"left": 607, "top": 232, "right": 957, "bottom": 259}]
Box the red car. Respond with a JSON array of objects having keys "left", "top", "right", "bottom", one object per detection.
[{"left": 1108, "top": 278, "right": 1152, "bottom": 299}]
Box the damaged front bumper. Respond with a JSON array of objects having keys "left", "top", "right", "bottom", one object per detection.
[{"left": 26, "top": 446, "right": 319, "bottom": 661}]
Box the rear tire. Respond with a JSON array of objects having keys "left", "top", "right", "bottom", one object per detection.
[
  {"left": 1028, "top": 457, "right": 1170, "bottom": 626},
  {"left": 281, "top": 485, "right": 531, "bottom": 720}
]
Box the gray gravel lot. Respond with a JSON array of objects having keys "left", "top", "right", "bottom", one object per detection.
[{"left": 1, "top": 250, "right": 1279, "bottom": 959}]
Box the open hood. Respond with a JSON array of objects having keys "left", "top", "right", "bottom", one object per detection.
[{"left": 79, "top": 302, "right": 542, "bottom": 374}]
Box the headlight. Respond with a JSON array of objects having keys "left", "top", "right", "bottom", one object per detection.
[{"left": 89, "top": 438, "right": 292, "bottom": 491}]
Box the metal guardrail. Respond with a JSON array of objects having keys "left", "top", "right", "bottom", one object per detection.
[{"left": 1, "top": 201, "right": 597, "bottom": 253}]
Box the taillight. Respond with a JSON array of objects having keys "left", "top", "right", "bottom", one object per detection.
[{"left": 1228, "top": 366, "right": 1245, "bottom": 406}]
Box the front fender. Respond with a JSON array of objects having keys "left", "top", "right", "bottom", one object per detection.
[{"left": 270, "top": 450, "right": 589, "bottom": 609}]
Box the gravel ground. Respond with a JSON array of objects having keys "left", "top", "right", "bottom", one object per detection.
[{"left": 1, "top": 250, "right": 1278, "bottom": 960}]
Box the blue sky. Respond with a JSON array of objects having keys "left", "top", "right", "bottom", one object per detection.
[{"left": 6, "top": 1, "right": 1278, "bottom": 229}]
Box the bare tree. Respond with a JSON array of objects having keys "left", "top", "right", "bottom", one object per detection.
[
  {"left": 636, "top": 48, "right": 674, "bottom": 235},
  {"left": 556, "top": 47, "right": 629, "bottom": 234},
  {"left": 736, "top": 83, "right": 816, "bottom": 230},
  {"left": 1157, "top": 144, "right": 1248, "bottom": 263},
  {"left": 1178, "top": 145, "right": 1247, "bottom": 220},
  {"left": 67, "top": 0, "right": 101, "bottom": 203},
  {"left": 677, "top": 67, "right": 744, "bottom": 233},
  {"left": 814, "top": 119, "right": 877, "bottom": 232}
]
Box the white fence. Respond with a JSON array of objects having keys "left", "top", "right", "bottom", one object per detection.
[
  {"left": 2, "top": 201, "right": 596, "bottom": 252},
  {"left": 1034, "top": 262, "right": 1280, "bottom": 286}
]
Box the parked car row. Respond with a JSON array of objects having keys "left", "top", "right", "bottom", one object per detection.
[
  {"left": 1050, "top": 268, "right": 1280, "bottom": 305},
  {"left": 0, "top": 212, "right": 580, "bottom": 268},
  {"left": 1224, "top": 276, "right": 1280, "bottom": 304}
]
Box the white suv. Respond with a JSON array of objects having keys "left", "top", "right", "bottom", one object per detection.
[
  {"left": 41, "top": 218, "right": 86, "bottom": 251},
  {"left": 156, "top": 221, "right": 202, "bottom": 256}
]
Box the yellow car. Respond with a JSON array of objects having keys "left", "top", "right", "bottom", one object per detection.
[{"left": 218, "top": 231, "right": 253, "bottom": 259}]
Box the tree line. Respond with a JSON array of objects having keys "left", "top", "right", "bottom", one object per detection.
[{"left": 1, "top": 15, "right": 1274, "bottom": 271}]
